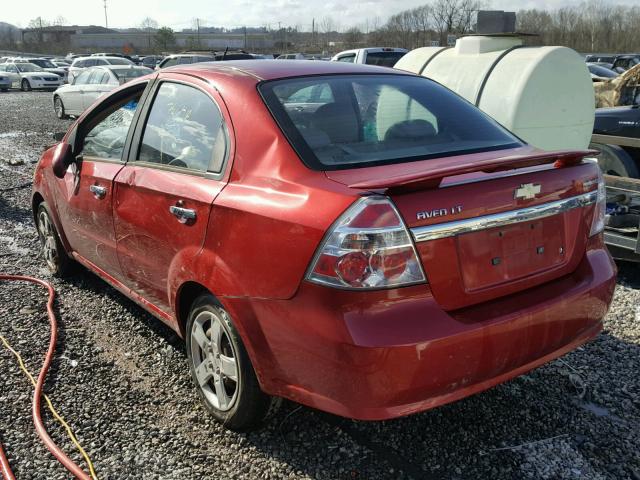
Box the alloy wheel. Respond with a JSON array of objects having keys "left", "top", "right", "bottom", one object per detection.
[
  {"left": 38, "top": 210, "right": 59, "bottom": 271},
  {"left": 189, "top": 309, "right": 239, "bottom": 411}
]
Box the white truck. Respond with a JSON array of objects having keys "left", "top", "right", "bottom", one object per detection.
[{"left": 330, "top": 48, "right": 408, "bottom": 67}]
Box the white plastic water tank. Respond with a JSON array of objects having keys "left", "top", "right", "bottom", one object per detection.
[{"left": 395, "top": 35, "right": 595, "bottom": 151}]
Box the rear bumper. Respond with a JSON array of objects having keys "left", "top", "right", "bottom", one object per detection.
[{"left": 225, "top": 241, "right": 616, "bottom": 421}]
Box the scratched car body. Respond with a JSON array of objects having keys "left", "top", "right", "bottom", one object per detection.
[{"left": 32, "top": 60, "right": 617, "bottom": 430}]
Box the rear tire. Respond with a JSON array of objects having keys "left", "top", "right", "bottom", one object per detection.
[
  {"left": 21, "top": 79, "right": 32, "bottom": 92},
  {"left": 0, "top": 88, "right": 7, "bottom": 92},
  {"left": 590, "top": 142, "right": 640, "bottom": 178},
  {"left": 54, "top": 96, "right": 67, "bottom": 119},
  {"left": 35, "top": 203, "right": 74, "bottom": 277},
  {"left": 185, "top": 294, "right": 280, "bottom": 431}
]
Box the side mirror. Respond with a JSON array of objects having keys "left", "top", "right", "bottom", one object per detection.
[
  {"left": 52, "top": 143, "right": 75, "bottom": 179},
  {"left": 53, "top": 132, "right": 65, "bottom": 141}
]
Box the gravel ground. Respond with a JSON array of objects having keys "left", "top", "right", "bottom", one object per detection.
[{"left": 0, "top": 90, "right": 639, "bottom": 480}]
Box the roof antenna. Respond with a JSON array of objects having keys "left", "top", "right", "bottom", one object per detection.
[{"left": 223, "top": 46, "right": 229, "bottom": 60}]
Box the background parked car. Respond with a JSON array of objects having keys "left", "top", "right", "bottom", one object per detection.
[
  {"left": 68, "top": 56, "right": 134, "bottom": 82},
  {"left": 331, "top": 47, "right": 408, "bottom": 67},
  {"left": 157, "top": 54, "right": 215, "bottom": 69},
  {"left": 0, "top": 62, "right": 62, "bottom": 91},
  {"left": 275, "top": 53, "right": 308, "bottom": 60},
  {"left": 141, "top": 55, "right": 164, "bottom": 68},
  {"left": 53, "top": 65, "right": 152, "bottom": 118},
  {"left": 9, "top": 58, "right": 68, "bottom": 82},
  {"left": 611, "top": 54, "right": 640, "bottom": 73},
  {"left": 587, "top": 63, "right": 619, "bottom": 82},
  {"left": 0, "top": 70, "right": 11, "bottom": 91}
]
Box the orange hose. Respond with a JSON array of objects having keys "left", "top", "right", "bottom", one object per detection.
[{"left": 0, "top": 274, "right": 92, "bottom": 480}]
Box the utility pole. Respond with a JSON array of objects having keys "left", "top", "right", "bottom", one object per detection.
[
  {"left": 103, "top": 0, "right": 109, "bottom": 29},
  {"left": 312, "top": 18, "right": 315, "bottom": 48},
  {"left": 196, "top": 18, "right": 201, "bottom": 48},
  {"left": 243, "top": 25, "right": 247, "bottom": 50}
]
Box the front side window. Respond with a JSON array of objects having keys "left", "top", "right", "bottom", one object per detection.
[
  {"left": 177, "top": 56, "right": 193, "bottom": 65},
  {"left": 260, "top": 74, "right": 522, "bottom": 170},
  {"left": 137, "top": 82, "right": 226, "bottom": 173},
  {"left": 80, "top": 92, "right": 142, "bottom": 159}
]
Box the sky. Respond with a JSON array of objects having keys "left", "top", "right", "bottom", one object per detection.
[{"left": 2, "top": 0, "right": 639, "bottom": 31}]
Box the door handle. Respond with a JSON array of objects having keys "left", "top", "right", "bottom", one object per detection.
[
  {"left": 89, "top": 184, "right": 107, "bottom": 199},
  {"left": 169, "top": 205, "right": 196, "bottom": 223}
]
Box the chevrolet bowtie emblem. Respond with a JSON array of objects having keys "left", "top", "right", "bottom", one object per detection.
[{"left": 514, "top": 183, "right": 541, "bottom": 200}]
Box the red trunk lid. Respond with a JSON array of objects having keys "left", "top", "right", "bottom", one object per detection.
[{"left": 326, "top": 147, "right": 600, "bottom": 310}]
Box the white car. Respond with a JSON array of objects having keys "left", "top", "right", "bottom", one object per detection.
[
  {"left": 52, "top": 65, "right": 152, "bottom": 118},
  {"left": 16, "top": 58, "right": 68, "bottom": 82},
  {"left": 331, "top": 47, "right": 408, "bottom": 67},
  {"left": 0, "top": 62, "right": 63, "bottom": 91},
  {"left": 68, "top": 56, "right": 134, "bottom": 82}
]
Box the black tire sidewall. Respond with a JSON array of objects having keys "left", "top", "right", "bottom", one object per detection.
[
  {"left": 54, "top": 96, "right": 65, "bottom": 119},
  {"left": 21, "top": 79, "right": 31, "bottom": 92}
]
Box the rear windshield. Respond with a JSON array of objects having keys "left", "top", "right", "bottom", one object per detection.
[
  {"left": 259, "top": 74, "right": 522, "bottom": 170},
  {"left": 365, "top": 51, "right": 406, "bottom": 67}
]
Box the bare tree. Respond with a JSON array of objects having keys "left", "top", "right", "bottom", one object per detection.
[{"left": 139, "top": 17, "right": 159, "bottom": 51}]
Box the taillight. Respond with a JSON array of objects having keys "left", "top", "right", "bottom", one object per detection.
[
  {"left": 589, "top": 169, "right": 606, "bottom": 237},
  {"left": 306, "top": 196, "right": 426, "bottom": 289}
]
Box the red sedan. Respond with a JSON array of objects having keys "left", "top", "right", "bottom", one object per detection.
[{"left": 32, "top": 60, "right": 616, "bottom": 430}]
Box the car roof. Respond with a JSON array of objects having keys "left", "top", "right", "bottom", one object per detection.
[{"left": 179, "top": 59, "right": 409, "bottom": 81}]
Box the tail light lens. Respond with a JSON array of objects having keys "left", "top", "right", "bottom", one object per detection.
[
  {"left": 306, "top": 196, "right": 426, "bottom": 289},
  {"left": 589, "top": 169, "right": 606, "bottom": 237}
]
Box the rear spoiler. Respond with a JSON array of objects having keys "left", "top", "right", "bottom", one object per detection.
[{"left": 348, "top": 150, "right": 599, "bottom": 192}]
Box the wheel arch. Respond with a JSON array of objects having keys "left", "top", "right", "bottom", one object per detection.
[
  {"left": 175, "top": 280, "right": 211, "bottom": 337},
  {"left": 173, "top": 279, "right": 280, "bottom": 392},
  {"left": 31, "top": 191, "right": 45, "bottom": 225}
]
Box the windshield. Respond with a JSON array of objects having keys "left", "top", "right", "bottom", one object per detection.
[
  {"left": 34, "top": 59, "right": 56, "bottom": 68},
  {"left": 113, "top": 67, "right": 152, "bottom": 83},
  {"left": 106, "top": 58, "right": 133, "bottom": 65},
  {"left": 365, "top": 51, "right": 406, "bottom": 67},
  {"left": 16, "top": 63, "right": 43, "bottom": 72},
  {"left": 259, "top": 74, "right": 522, "bottom": 170}
]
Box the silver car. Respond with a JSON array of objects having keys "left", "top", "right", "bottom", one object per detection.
[
  {"left": 52, "top": 65, "right": 152, "bottom": 118},
  {"left": 0, "top": 62, "right": 63, "bottom": 91}
]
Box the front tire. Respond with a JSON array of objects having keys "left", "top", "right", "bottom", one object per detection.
[
  {"left": 54, "top": 96, "right": 67, "bottom": 119},
  {"left": 36, "top": 203, "right": 74, "bottom": 276},
  {"left": 21, "top": 79, "right": 32, "bottom": 92},
  {"left": 186, "top": 294, "right": 280, "bottom": 431}
]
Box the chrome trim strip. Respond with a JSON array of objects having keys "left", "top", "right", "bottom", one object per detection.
[{"left": 411, "top": 191, "right": 597, "bottom": 243}]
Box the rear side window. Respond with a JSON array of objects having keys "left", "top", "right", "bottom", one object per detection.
[
  {"left": 259, "top": 74, "right": 522, "bottom": 170},
  {"left": 137, "top": 82, "right": 227, "bottom": 173}
]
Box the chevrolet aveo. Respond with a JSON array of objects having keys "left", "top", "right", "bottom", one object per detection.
[{"left": 32, "top": 61, "right": 616, "bottom": 430}]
